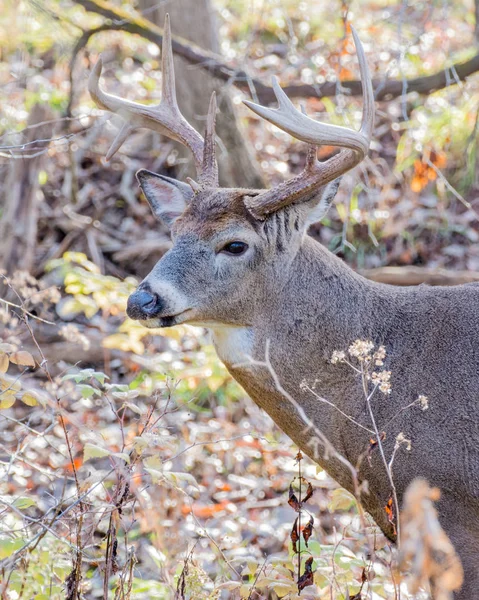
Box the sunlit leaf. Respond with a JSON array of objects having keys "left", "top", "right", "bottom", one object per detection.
[
  {"left": 83, "top": 443, "right": 111, "bottom": 462},
  {"left": 0, "top": 353, "right": 9, "bottom": 374},
  {"left": 9, "top": 351, "right": 35, "bottom": 368},
  {"left": 20, "top": 392, "right": 38, "bottom": 407},
  {"left": 113, "top": 452, "right": 130, "bottom": 464},
  {"left": 0, "top": 376, "right": 21, "bottom": 392},
  {"left": 0, "top": 393, "right": 16, "bottom": 409}
]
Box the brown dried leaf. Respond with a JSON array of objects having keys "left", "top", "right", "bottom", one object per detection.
[
  {"left": 10, "top": 350, "right": 35, "bottom": 368},
  {"left": 303, "top": 480, "right": 314, "bottom": 504},
  {"left": 297, "top": 556, "right": 314, "bottom": 591},
  {"left": 291, "top": 516, "right": 299, "bottom": 553},
  {"left": 288, "top": 484, "right": 300, "bottom": 512},
  {"left": 302, "top": 515, "right": 314, "bottom": 546}
]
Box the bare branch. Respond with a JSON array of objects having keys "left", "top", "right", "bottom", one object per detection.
[{"left": 75, "top": 0, "right": 479, "bottom": 104}]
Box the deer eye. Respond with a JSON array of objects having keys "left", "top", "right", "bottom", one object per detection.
[{"left": 221, "top": 241, "right": 249, "bottom": 255}]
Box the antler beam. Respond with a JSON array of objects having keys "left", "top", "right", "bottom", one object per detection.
[{"left": 88, "top": 14, "right": 218, "bottom": 187}]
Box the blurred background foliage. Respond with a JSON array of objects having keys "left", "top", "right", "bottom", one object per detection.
[{"left": 1, "top": 0, "right": 479, "bottom": 598}]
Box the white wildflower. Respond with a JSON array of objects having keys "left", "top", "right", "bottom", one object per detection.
[
  {"left": 418, "top": 394, "right": 429, "bottom": 410},
  {"left": 373, "top": 345, "right": 386, "bottom": 366},
  {"left": 348, "top": 340, "right": 374, "bottom": 361},
  {"left": 331, "top": 350, "right": 346, "bottom": 364},
  {"left": 371, "top": 370, "right": 392, "bottom": 394},
  {"left": 395, "top": 432, "right": 412, "bottom": 451}
]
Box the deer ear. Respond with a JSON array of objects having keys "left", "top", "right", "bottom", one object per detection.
[
  {"left": 304, "top": 177, "right": 342, "bottom": 227},
  {"left": 136, "top": 170, "right": 194, "bottom": 228}
]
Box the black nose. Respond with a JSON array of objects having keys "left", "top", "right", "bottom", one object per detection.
[{"left": 126, "top": 289, "right": 160, "bottom": 320}]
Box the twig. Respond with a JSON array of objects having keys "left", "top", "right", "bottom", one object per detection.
[
  {"left": 74, "top": 0, "right": 479, "bottom": 104},
  {"left": 0, "top": 296, "right": 55, "bottom": 326}
]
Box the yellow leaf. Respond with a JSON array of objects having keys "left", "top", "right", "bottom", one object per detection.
[
  {"left": 0, "top": 353, "right": 9, "bottom": 374},
  {"left": 10, "top": 351, "right": 35, "bottom": 368},
  {"left": 20, "top": 392, "right": 38, "bottom": 407},
  {"left": 0, "top": 393, "right": 16, "bottom": 409},
  {"left": 0, "top": 376, "right": 21, "bottom": 392}
]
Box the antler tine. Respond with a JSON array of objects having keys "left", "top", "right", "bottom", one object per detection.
[
  {"left": 243, "top": 27, "right": 374, "bottom": 218},
  {"left": 200, "top": 92, "right": 218, "bottom": 188},
  {"left": 161, "top": 14, "right": 178, "bottom": 109},
  {"left": 88, "top": 14, "right": 205, "bottom": 170}
]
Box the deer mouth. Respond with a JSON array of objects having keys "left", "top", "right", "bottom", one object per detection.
[{"left": 139, "top": 308, "right": 195, "bottom": 328}]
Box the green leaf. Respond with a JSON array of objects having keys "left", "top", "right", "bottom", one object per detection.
[
  {"left": 0, "top": 537, "right": 24, "bottom": 559},
  {"left": 77, "top": 384, "right": 100, "bottom": 399},
  {"left": 13, "top": 496, "right": 36, "bottom": 510},
  {"left": 91, "top": 371, "right": 109, "bottom": 385},
  {"left": 83, "top": 443, "right": 111, "bottom": 462}
]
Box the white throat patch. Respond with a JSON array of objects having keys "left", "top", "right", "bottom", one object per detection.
[{"left": 208, "top": 325, "right": 254, "bottom": 367}]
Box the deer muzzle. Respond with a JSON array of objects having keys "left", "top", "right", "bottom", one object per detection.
[{"left": 126, "top": 288, "right": 162, "bottom": 320}]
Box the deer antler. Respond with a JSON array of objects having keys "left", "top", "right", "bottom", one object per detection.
[
  {"left": 243, "top": 27, "right": 374, "bottom": 219},
  {"left": 88, "top": 14, "right": 218, "bottom": 187}
]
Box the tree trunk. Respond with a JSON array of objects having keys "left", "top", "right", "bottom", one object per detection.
[
  {"left": 0, "top": 104, "right": 53, "bottom": 276},
  {"left": 138, "top": 0, "right": 263, "bottom": 189}
]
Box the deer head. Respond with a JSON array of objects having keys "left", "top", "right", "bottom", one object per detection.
[{"left": 89, "top": 15, "right": 374, "bottom": 331}]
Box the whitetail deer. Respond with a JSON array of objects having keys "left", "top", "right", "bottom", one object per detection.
[{"left": 90, "top": 16, "right": 477, "bottom": 597}]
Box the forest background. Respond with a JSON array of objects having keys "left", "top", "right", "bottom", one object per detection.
[{"left": 0, "top": 0, "right": 478, "bottom": 598}]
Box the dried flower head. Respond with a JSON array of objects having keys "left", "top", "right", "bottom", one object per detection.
[
  {"left": 395, "top": 432, "right": 412, "bottom": 451},
  {"left": 373, "top": 345, "right": 386, "bottom": 366},
  {"left": 371, "top": 370, "right": 392, "bottom": 394},
  {"left": 348, "top": 340, "right": 374, "bottom": 361},
  {"left": 331, "top": 350, "right": 346, "bottom": 364},
  {"left": 418, "top": 395, "right": 429, "bottom": 410}
]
